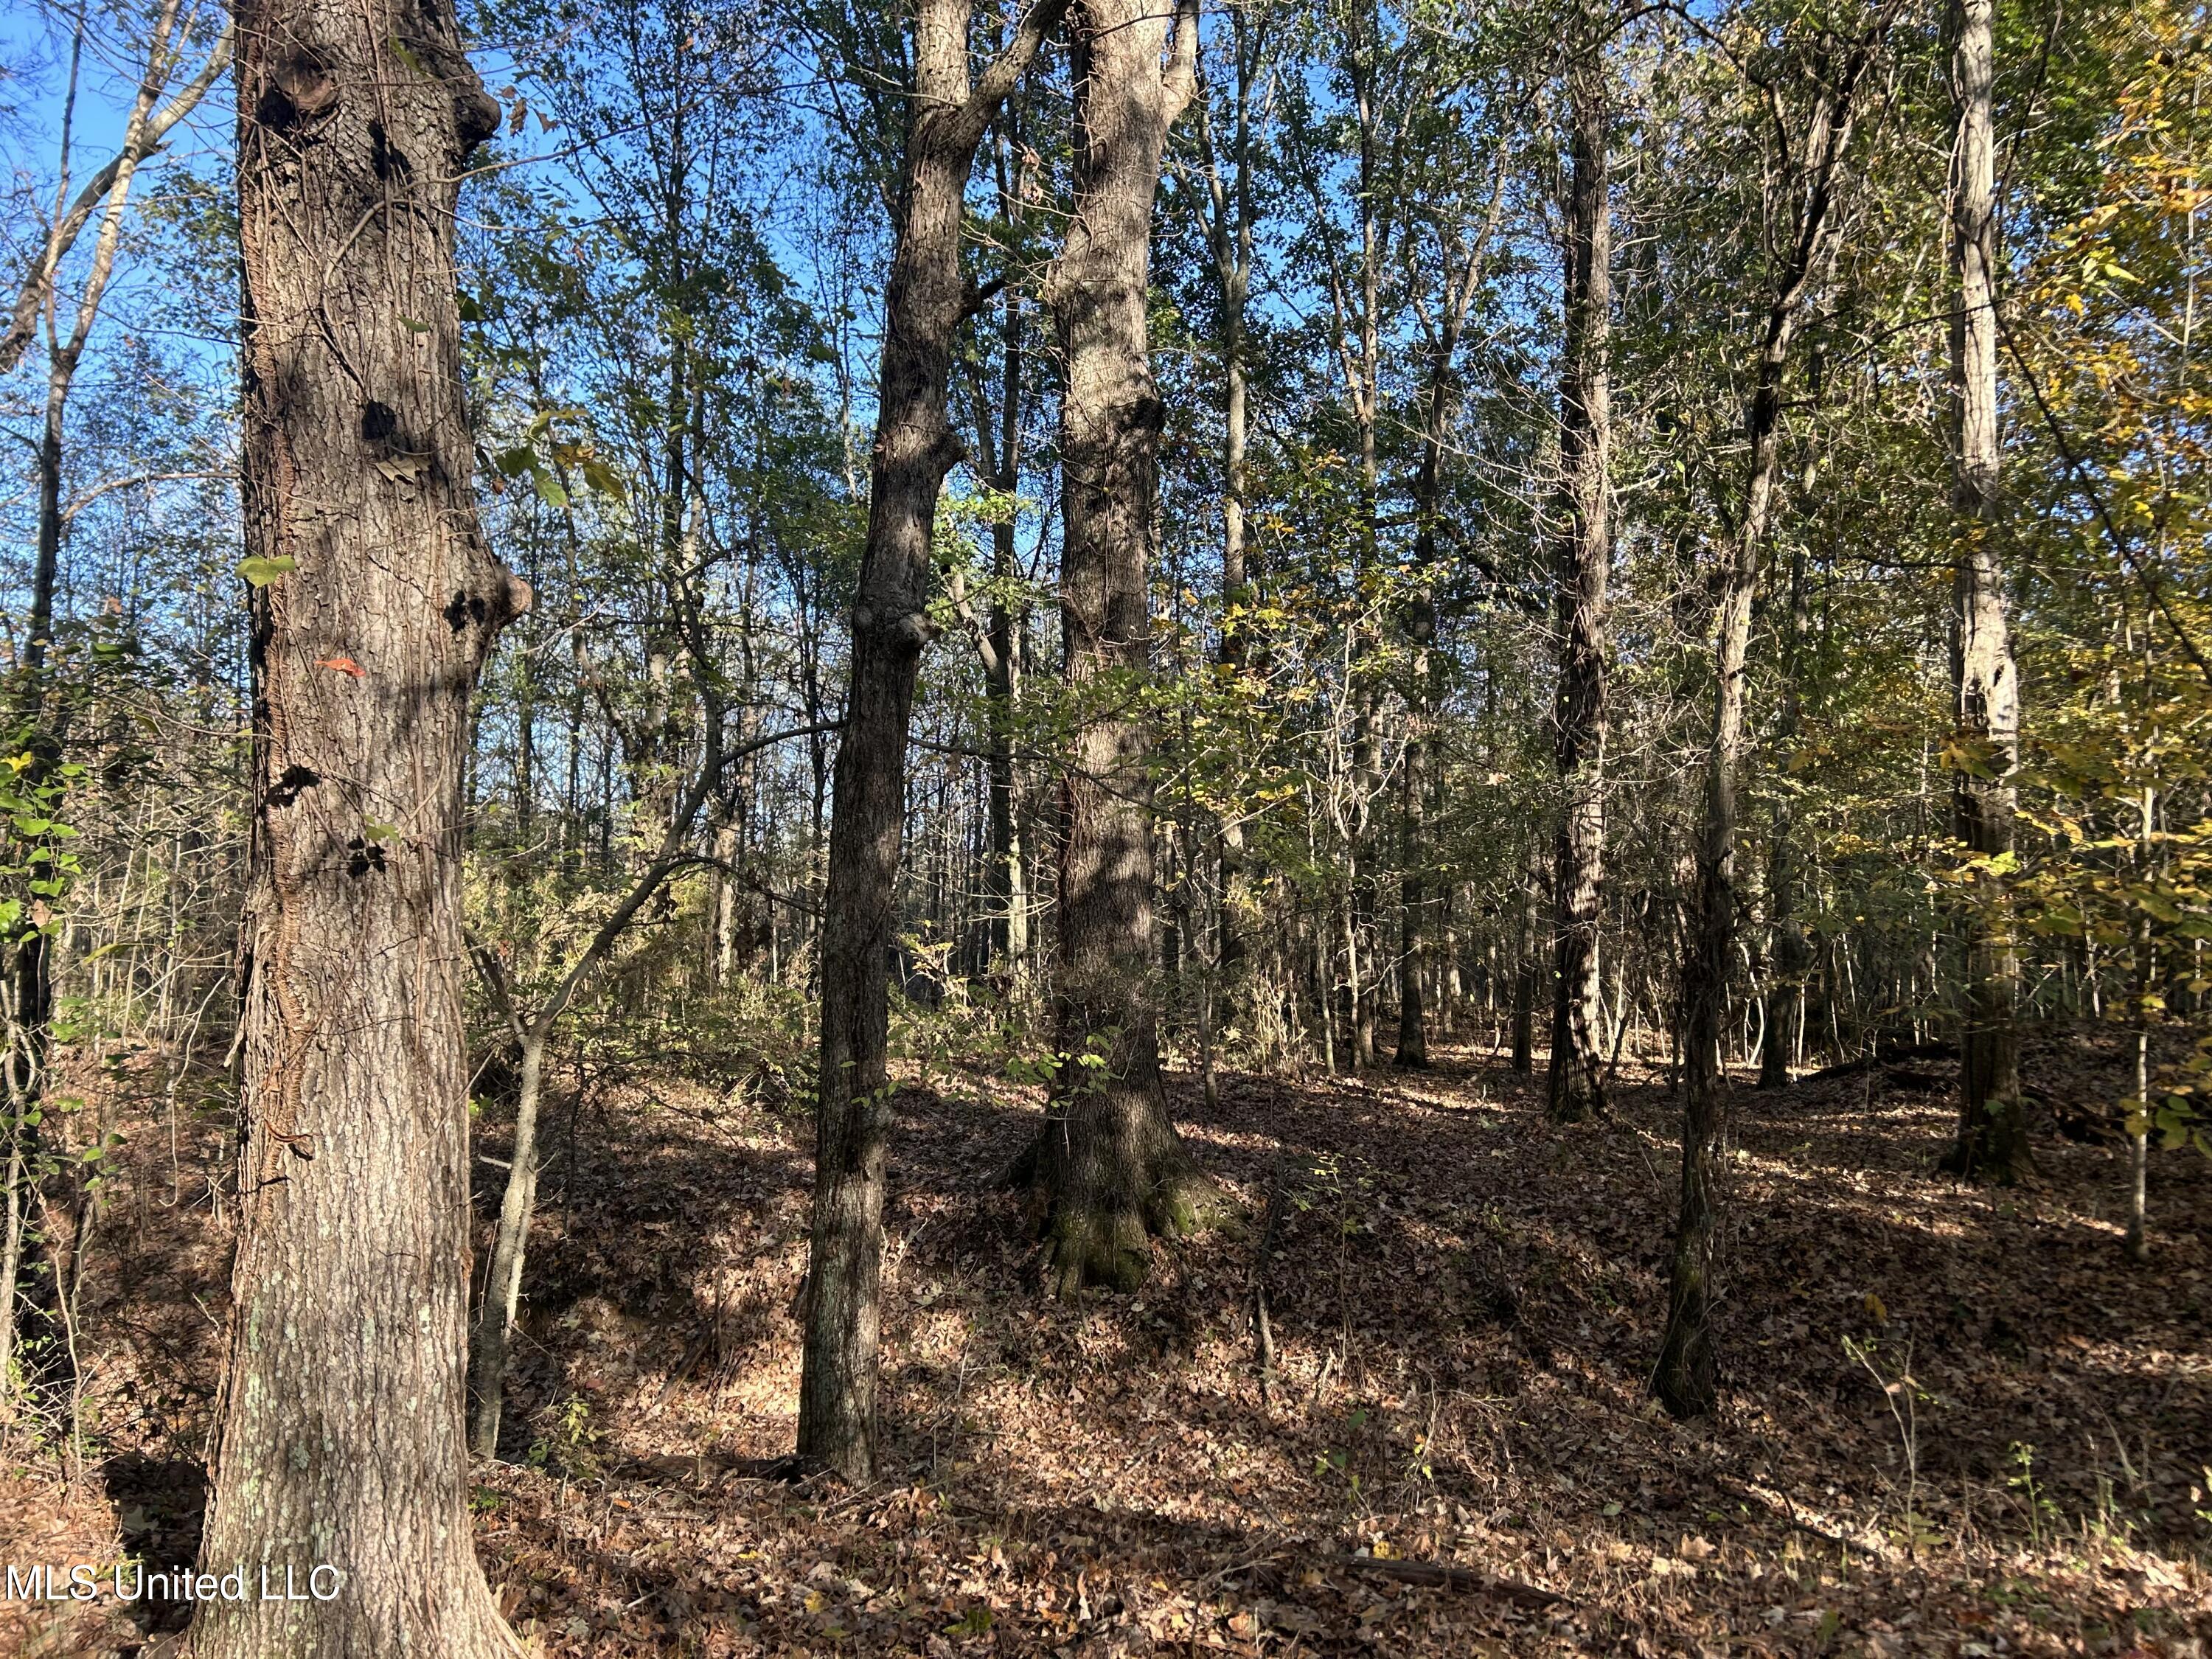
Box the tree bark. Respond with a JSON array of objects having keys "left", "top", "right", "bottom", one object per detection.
[
  {"left": 1546, "top": 34, "right": 1613, "bottom": 1121},
  {"left": 192, "top": 0, "right": 523, "bottom": 1648},
  {"left": 800, "top": 0, "right": 1064, "bottom": 1481},
  {"left": 1022, "top": 0, "right": 1221, "bottom": 1297},
  {"left": 1938, "top": 0, "right": 2028, "bottom": 1183},
  {"left": 1657, "top": 34, "right": 1881, "bottom": 1419}
]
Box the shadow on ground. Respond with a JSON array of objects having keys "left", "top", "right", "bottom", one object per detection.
[{"left": 22, "top": 1019, "right": 2212, "bottom": 1656}]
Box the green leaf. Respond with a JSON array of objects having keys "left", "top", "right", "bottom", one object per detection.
[
  {"left": 579, "top": 454, "right": 626, "bottom": 499},
  {"left": 362, "top": 818, "right": 400, "bottom": 843},
  {"left": 530, "top": 467, "right": 569, "bottom": 508},
  {"left": 237, "top": 554, "right": 299, "bottom": 587}
]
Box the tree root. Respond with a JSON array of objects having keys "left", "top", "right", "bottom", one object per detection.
[{"left": 1027, "top": 1159, "right": 1236, "bottom": 1298}]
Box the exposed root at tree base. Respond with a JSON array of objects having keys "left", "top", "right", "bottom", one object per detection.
[{"left": 1028, "top": 1164, "right": 1236, "bottom": 1298}]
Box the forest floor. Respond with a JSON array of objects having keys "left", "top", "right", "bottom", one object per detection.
[{"left": 4, "top": 1021, "right": 2211, "bottom": 1657}]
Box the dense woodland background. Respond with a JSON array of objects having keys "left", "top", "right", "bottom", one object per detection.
[{"left": 1, "top": 0, "right": 2210, "bottom": 1649}]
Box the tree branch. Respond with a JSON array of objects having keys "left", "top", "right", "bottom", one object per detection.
[{"left": 0, "top": 14, "right": 233, "bottom": 376}]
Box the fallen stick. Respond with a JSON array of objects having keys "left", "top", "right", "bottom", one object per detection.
[
  {"left": 1324, "top": 1556, "right": 1568, "bottom": 1610},
  {"left": 621, "top": 1450, "right": 807, "bottom": 1486},
  {"left": 643, "top": 1326, "right": 716, "bottom": 1416}
]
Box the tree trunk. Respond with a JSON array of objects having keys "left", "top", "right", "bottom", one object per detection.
[
  {"left": 0, "top": 1130, "right": 22, "bottom": 1415},
  {"left": 1510, "top": 840, "right": 1540, "bottom": 1074},
  {"left": 2125, "top": 781, "right": 2154, "bottom": 1262},
  {"left": 1352, "top": 876, "right": 1379, "bottom": 1068},
  {"left": 1760, "top": 542, "right": 1809, "bottom": 1088},
  {"left": 468, "top": 1032, "right": 546, "bottom": 1457},
  {"left": 1395, "top": 152, "right": 1502, "bottom": 1076},
  {"left": 1939, "top": 0, "right": 2028, "bottom": 1183},
  {"left": 1194, "top": 7, "right": 1260, "bottom": 984},
  {"left": 800, "top": 0, "right": 1063, "bottom": 1481},
  {"left": 1394, "top": 751, "right": 1430, "bottom": 1068},
  {"left": 1546, "top": 35, "right": 1612, "bottom": 1122},
  {"left": 1657, "top": 43, "right": 1877, "bottom": 1419},
  {"left": 971, "top": 132, "right": 1030, "bottom": 984},
  {"left": 711, "top": 815, "right": 742, "bottom": 984},
  {"left": 1022, "top": 0, "right": 1219, "bottom": 1298},
  {"left": 192, "top": 0, "right": 523, "bottom": 1648}
]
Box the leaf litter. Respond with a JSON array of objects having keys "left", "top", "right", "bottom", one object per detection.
[{"left": 4, "top": 1023, "right": 2209, "bottom": 1656}]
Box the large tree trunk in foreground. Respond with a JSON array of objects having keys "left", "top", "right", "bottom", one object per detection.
[
  {"left": 1546, "top": 36, "right": 1613, "bottom": 1122},
  {"left": 1657, "top": 37, "right": 1879, "bottom": 1419},
  {"left": 800, "top": 0, "right": 1064, "bottom": 1482},
  {"left": 192, "top": 0, "right": 521, "bottom": 1650},
  {"left": 1023, "top": 0, "right": 1221, "bottom": 1297},
  {"left": 1938, "top": 0, "right": 2028, "bottom": 1184}
]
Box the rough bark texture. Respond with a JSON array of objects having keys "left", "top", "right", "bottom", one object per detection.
[
  {"left": 1657, "top": 48, "right": 1874, "bottom": 1419},
  {"left": 192, "top": 0, "right": 522, "bottom": 1650},
  {"left": 1940, "top": 0, "right": 2028, "bottom": 1185},
  {"left": 800, "top": 0, "right": 1062, "bottom": 1482},
  {"left": 1546, "top": 42, "right": 1613, "bottom": 1122},
  {"left": 1026, "top": 0, "right": 1220, "bottom": 1298}
]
